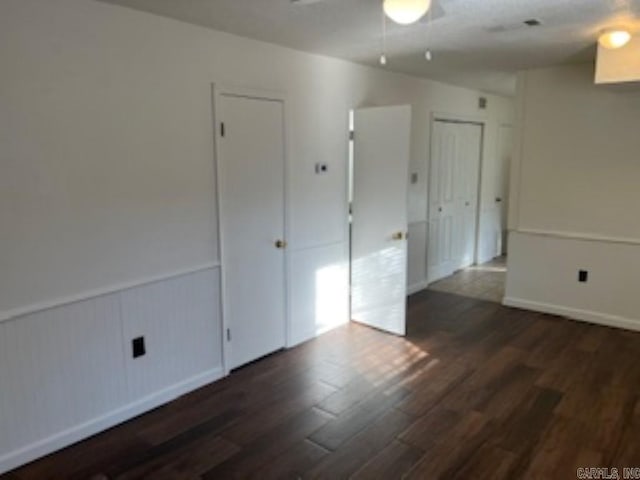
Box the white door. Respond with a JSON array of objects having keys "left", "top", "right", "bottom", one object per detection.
[
  {"left": 428, "top": 121, "right": 457, "bottom": 282},
  {"left": 496, "top": 124, "right": 513, "bottom": 254},
  {"left": 457, "top": 123, "right": 482, "bottom": 269},
  {"left": 428, "top": 120, "right": 482, "bottom": 282},
  {"left": 351, "top": 105, "right": 410, "bottom": 336},
  {"left": 217, "top": 93, "right": 286, "bottom": 370}
]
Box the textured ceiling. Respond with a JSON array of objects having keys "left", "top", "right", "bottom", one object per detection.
[{"left": 97, "top": 0, "right": 640, "bottom": 96}]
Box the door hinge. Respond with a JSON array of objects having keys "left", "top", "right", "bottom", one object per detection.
[
  {"left": 349, "top": 130, "right": 355, "bottom": 141},
  {"left": 226, "top": 328, "right": 231, "bottom": 342},
  {"left": 220, "top": 122, "right": 225, "bottom": 137}
]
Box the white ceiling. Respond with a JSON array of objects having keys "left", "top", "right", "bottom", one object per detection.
[{"left": 98, "top": 0, "right": 640, "bottom": 96}]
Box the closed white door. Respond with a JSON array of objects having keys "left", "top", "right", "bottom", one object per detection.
[
  {"left": 457, "top": 123, "right": 482, "bottom": 269},
  {"left": 351, "top": 105, "right": 410, "bottom": 336},
  {"left": 428, "top": 120, "right": 482, "bottom": 282},
  {"left": 217, "top": 94, "right": 286, "bottom": 370},
  {"left": 496, "top": 125, "right": 513, "bottom": 254},
  {"left": 428, "top": 121, "right": 457, "bottom": 282}
]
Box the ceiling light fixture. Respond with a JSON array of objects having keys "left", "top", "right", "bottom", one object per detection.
[
  {"left": 598, "top": 29, "right": 632, "bottom": 49},
  {"left": 383, "top": 0, "right": 431, "bottom": 25}
]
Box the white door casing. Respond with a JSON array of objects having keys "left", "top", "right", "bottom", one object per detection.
[
  {"left": 216, "top": 91, "right": 287, "bottom": 370},
  {"left": 351, "top": 105, "right": 411, "bottom": 336}
]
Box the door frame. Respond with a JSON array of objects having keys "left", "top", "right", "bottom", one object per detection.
[
  {"left": 427, "top": 112, "right": 485, "bottom": 281},
  {"left": 212, "top": 83, "right": 291, "bottom": 375}
]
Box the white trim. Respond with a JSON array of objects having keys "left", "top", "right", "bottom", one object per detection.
[
  {"left": 503, "top": 297, "right": 640, "bottom": 333},
  {"left": 513, "top": 229, "right": 640, "bottom": 247},
  {"left": 211, "top": 83, "right": 231, "bottom": 376},
  {"left": 432, "top": 110, "right": 486, "bottom": 125},
  {"left": 0, "top": 367, "right": 224, "bottom": 476},
  {"left": 407, "top": 280, "right": 430, "bottom": 296},
  {"left": 0, "top": 263, "right": 221, "bottom": 324}
]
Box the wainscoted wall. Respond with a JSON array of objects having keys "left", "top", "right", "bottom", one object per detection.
[
  {"left": 505, "top": 232, "right": 640, "bottom": 331},
  {"left": 506, "top": 64, "right": 640, "bottom": 331},
  {"left": 0, "top": 267, "right": 223, "bottom": 474},
  {"left": 287, "top": 242, "right": 350, "bottom": 347}
]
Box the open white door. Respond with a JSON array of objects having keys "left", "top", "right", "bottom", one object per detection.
[{"left": 351, "top": 105, "right": 411, "bottom": 336}]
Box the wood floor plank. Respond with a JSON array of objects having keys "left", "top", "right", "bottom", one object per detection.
[
  {"left": 304, "top": 408, "right": 415, "bottom": 479},
  {"left": 403, "top": 411, "right": 495, "bottom": 479},
  {"left": 219, "top": 380, "right": 336, "bottom": 446},
  {"left": 350, "top": 440, "right": 424, "bottom": 480},
  {"left": 309, "top": 386, "right": 410, "bottom": 451},
  {"left": 202, "top": 407, "right": 332, "bottom": 479},
  {"left": 114, "top": 436, "right": 239, "bottom": 480},
  {"left": 450, "top": 444, "right": 517, "bottom": 480},
  {"left": 246, "top": 440, "right": 329, "bottom": 480}
]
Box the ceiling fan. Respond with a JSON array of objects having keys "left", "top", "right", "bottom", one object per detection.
[
  {"left": 291, "top": 0, "right": 434, "bottom": 26},
  {"left": 291, "top": 0, "right": 441, "bottom": 65}
]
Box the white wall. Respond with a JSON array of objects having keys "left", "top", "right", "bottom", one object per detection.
[
  {"left": 0, "top": 0, "right": 512, "bottom": 472},
  {"left": 506, "top": 63, "right": 640, "bottom": 331}
]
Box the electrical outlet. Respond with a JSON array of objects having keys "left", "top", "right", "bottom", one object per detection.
[
  {"left": 578, "top": 270, "right": 589, "bottom": 283},
  {"left": 132, "top": 336, "right": 146, "bottom": 358},
  {"left": 411, "top": 173, "right": 418, "bottom": 184}
]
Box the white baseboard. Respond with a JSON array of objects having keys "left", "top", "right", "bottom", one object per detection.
[
  {"left": 0, "top": 367, "right": 224, "bottom": 475},
  {"left": 407, "top": 280, "right": 430, "bottom": 296},
  {"left": 503, "top": 297, "right": 640, "bottom": 332}
]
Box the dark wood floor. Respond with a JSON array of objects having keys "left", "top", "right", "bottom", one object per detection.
[{"left": 6, "top": 290, "right": 640, "bottom": 479}]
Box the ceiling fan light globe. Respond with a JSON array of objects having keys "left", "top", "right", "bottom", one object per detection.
[
  {"left": 598, "top": 29, "right": 632, "bottom": 49},
  {"left": 383, "top": 0, "right": 432, "bottom": 25}
]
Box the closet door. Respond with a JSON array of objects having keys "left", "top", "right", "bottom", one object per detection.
[
  {"left": 428, "top": 121, "right": 458, "bottom": 282},
  {"left": 217, "top": 93, "right": 286, "bottom": 369},
  {"left": 457, "top": 123, "right": 482, "bottom": 270},
  {"left": 428, "top": 120, "right": 482, "bottom": 282}
]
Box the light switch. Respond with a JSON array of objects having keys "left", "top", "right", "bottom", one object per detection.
[{"left": 411, "top": 173, "right": 418, "bottom": 184}]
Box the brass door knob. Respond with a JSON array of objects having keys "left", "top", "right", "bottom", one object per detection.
[
  {"left": 391, "top": 232, "right": 406, "bottom": 241},
  {"left": 275, "top": 239, "right": 287, "bottom": 249}
]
